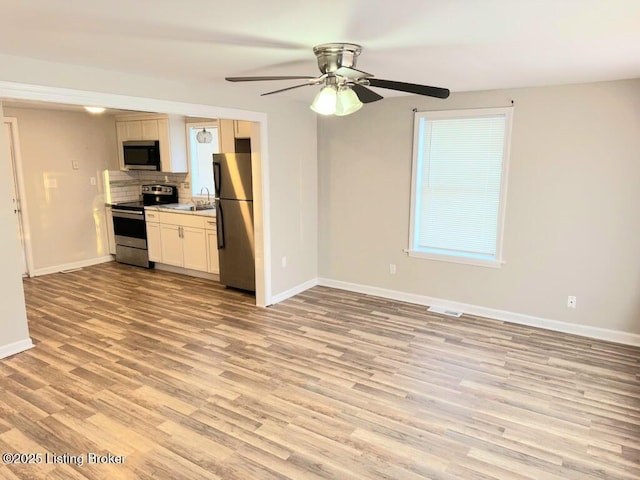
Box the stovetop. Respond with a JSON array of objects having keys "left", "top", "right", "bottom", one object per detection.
[{"left": 112, "top": 201, "right": 145, "bottom": 211}]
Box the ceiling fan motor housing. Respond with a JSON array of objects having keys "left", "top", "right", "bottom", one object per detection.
[{"left": 313, "top": 43, "right": 362, "bottom": 74}]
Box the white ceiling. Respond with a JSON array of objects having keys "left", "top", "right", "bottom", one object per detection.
[{"left": 0, "top": 0, "right": 639, "bottom": 102}]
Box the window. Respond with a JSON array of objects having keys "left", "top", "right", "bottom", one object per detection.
[
  {"left": 187, "top": 123, "right": 219, "bottom": 197},
  {"left": 409, "top": 107, "right": 513, "bottom": 267}
]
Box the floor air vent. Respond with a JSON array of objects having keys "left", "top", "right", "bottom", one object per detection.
[{"left": 427, "top": 306, "right": 462, "bottom": 317}]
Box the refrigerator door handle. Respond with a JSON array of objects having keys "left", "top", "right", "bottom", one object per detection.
[
  {"left": 216, "top": 201, "right": 225, "bottom": 249},
  {"left": 213, "top": 160, "right": 222, "bottom": 198}
]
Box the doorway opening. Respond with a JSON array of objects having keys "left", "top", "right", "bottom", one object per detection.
[{"left": 3, "top": 117, "right": 32, "bottom": 277}]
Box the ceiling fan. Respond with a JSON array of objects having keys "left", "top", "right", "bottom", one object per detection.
[{"left": 226, "top": 43, "right": 450, "bottom": 116}]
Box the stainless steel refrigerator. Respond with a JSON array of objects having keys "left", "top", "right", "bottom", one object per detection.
[{"left": 213, "top": 153, "right": 255, "bottom": 292}]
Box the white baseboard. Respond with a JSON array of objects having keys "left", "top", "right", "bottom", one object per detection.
[
  {"left": 0, "top": 338, "right": 34, "bottom": 360},
  {"left": 31, "top": 255, "right": 113, "bottom": 277},
  {"left": 270, "top": 278, "right": 319, "bottom": 305},
  {"left": 317, "top": 278, "right": 640, "bottom": 347}
]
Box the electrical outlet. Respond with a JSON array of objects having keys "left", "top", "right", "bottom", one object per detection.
[
  {"left": 72, "top": 160, "right": 80, "bottom": 170},
  {"left": 281, "top": 256, "right": 287, "bottom": 268},
  {"left": 389, "top": 263, "right": 396, "bottom": 275},
  {"left": 567, "top": 296, "right": 577, "bottom": 308},
  {"left": 90, "top": 177, "right": 96, "bottom": 186}
]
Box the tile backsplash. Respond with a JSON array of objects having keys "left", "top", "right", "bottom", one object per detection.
[{"left": 106, "top": 170, "right": 190, "bottom": 204}]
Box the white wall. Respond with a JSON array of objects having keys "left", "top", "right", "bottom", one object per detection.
[
  {"left": 319, "top": 79, "right": 640, "bottom": 337},
  {"left": 0, "top": 53, "right": 318, "bottom": 355},
  {"left": 3, "top": 107, "right": 118, "bottom": 272},
  {"left": 0, "top": 103, "right": 31, "bottom": 356}
]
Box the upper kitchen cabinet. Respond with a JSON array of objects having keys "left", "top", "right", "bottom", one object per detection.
[
  {"left": 116, "top": 119, "right": 159, "bottom": 141},
  {"left": 234, "top": 120, "right": 252, "bottom": 138},
  {"left": 218, "top": 119, "right": 252, "bottom": 153},
  {"left": 116, "top": 114, "right": 188, "bottom": 173}
]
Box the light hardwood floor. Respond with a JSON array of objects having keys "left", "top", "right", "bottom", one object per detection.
[{"left": 1, "top": 262, "right": 639, "bottom": 479}]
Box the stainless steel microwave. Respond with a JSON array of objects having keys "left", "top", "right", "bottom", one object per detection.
[{"left": 123, "top": 140, "right": 160, "bottom": 170}]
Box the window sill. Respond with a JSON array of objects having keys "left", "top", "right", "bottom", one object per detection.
[{"left": 407, "top": 249, "right": 504, "bottom": 268}]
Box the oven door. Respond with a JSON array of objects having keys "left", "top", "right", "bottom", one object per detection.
[{"left": 112, "top": 209, "right": 147, "bottom": 249}]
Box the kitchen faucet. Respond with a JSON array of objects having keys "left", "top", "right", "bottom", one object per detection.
[{"left": 200, "top": 187, "right": 210, "bottom": 203}]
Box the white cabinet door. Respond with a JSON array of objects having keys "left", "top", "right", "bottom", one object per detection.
[
  {"left": 182, "top": 227, "right": 207, "bottom": 271},
  {"left": 234, "top": 120, "right": 252, "bottom": 138},
  {"left": 206, "top": 230, "right": 219, "bottom": 274},
  {"left": 141, "top": 120, "right": 159, "bottom": 140},
  {"left": 146, "top": 222, "right": 162, "bottom": 262},
  {"left": 160, "top": 224, "right": 183, "bottom": 267},
  {"left": 116, "top": 122, "right": 126, "bottom": 169},
  {"left": 106, "top": 206, "right": 116, "bottom": 255},
  {"left": 218, "top": 119, "right": 235, "bottom": 153},
  {"left": 124, "top": 121, "right": 142, "bottom": 140}
]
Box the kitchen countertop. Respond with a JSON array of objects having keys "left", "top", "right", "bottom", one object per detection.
[{"left": 145, "top": 204, "right": 216, "bottom": 217}]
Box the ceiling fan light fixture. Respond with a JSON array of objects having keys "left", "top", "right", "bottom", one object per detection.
[
  {"left": 310, "top": 85, "right": 337, "bottom": 115},
  {"left": 196, "top": 128, "right": 213, "bottom": 144},
  {"left": 335, "top": 87, "right": 363, "bottom": 116}
]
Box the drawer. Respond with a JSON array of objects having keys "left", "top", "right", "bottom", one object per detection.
[
  {"left": 145, "top": 211, "right": 160, "bottom": 223},
  {"left": 158, "top": 211, "right": 206, "bottom": 229},
  {"left": 204, "top": 218, "right": 217, "bottom": 231}
]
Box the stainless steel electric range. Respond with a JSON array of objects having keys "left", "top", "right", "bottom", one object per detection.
[{"left": 111, "top": 184, "right": 178, "bottom": 268}]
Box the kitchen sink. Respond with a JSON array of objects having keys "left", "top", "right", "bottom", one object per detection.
[
  {"left": 165, "top": 204, "right": 194, "bottom": 211},
  {"left": 162, "top": 203, "right": 215, "bottom": 212},
  {"left": 193, "top": 204, "right": 215, "bottom": 211}
]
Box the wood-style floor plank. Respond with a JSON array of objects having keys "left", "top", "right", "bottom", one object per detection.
[{"left": 0, "top": 261, "right": 637, "bottom": 479}]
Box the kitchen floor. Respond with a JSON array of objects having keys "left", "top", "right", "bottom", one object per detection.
[{"left": 1, "top": 262, "right": 639, "bottom": 479}]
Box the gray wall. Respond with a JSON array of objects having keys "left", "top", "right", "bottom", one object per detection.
[
  {"left": 3, "top": 107, "right": 118, "bottom": 271},
  {"left": 319, "top": 79, "right": 640, "bottom": 335}
]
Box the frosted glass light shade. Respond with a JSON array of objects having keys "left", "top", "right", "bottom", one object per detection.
[
  {"left": 196, "top": 128, "right": 213, "bottom": 143},
  {"left": 310, "top": 86, "right": 337, "bottom": 115},
  {"left": 335, "top": 88, "right": 363, "bottom": 116}
]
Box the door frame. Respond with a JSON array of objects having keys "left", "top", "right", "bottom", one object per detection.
[
  {"left": 0, "top": 81, "right": 272, "bottom": 307},
  {"left": 3, "top": 117, "right": 34, "bottom": 277}
]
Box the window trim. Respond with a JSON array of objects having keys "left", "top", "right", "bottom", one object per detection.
[
  {"left": 186, "top": 120, "right": 218, "bottom": 199},
  {"left": 408, "top": 106, "right": 513, "bottom": 268}
]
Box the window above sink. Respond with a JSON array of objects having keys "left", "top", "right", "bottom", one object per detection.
[{"left": 186, "top": 121, "right": 218, "bottom": 199}]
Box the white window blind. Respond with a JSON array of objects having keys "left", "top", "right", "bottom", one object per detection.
[{"left": 409, "top": 107, "right": 512, "bottom": 267}]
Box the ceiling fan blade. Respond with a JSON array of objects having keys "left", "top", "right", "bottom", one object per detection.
[
  {"left": 352, "top": 84, "right": 384, "bottom": 104},
  {"left": 226, "top": 76, "right": 316, "bottom": 82},
  {"left": 367, "top": 78, "right": 450, "bottom": 99},
  {"left": 335, "top": 66, "right": 373, "bottom": 79},
  {"left": 260, "top": 83, "right": 314, "bottom": 96}
]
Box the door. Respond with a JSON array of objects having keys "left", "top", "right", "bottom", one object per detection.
[
  {"left": 112, "top": 209, "right": 146, "bottom": 248},
  {"left": 160, "top": 224, "right": 183, "bottom": 267},
  {"left": 182, "top": 226, "right": 207, "bottom": 271},
  {"left": 217, "top": 198, "right": 255, "bottom": 291},
  {"left": 3, "top": 119, "right": 28, "bottom": 276},
  {"left": 146, "top": 222, "right": 162, "bottom": 262},
  {"left": 213, "top": 153, "right": 253, "bottom": 201}
]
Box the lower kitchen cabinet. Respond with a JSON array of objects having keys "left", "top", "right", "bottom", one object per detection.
[
  {"left": 106, "top": 206, "right": 116, "bottom": 255},
  {"left": 146, "top": 221, "right": 162, "bottom": 262},
  {"left": 160, "top": 224, "right": 183, "bottom": 266},
  {"left": 145, "top": 209, "right": 215, "bottom": 274},
  {"left": 159, "top": 224, "right": 207, "bottom": 270},
  {"left": 204, "top": 218, "right": 219, "bottom": 274},
  {"left": 182, "top": 226, "right": 208, "bottom": 271}
]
